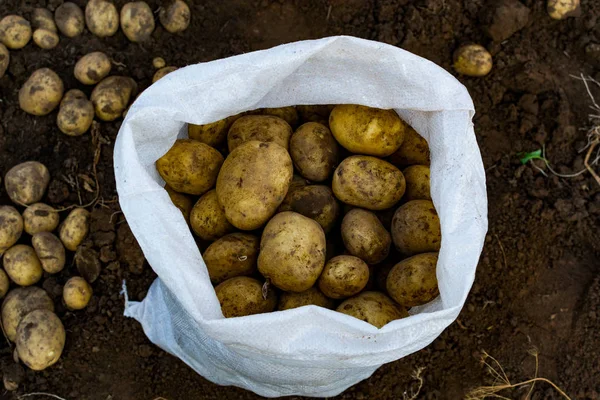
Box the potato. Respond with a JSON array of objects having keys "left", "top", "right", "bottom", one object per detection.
[
  {"left": 56, "top": 89, "right": 94, "bottom": 136},
  {"left": 278, "top": 185, "right": 339, "bottom": 233},
  {"left": 91, "top": 76, "right": 137, "bottom": 121},
  {"left": 453, "top": 44, "right": 493, "bottom": 77},
  {"left": 31, "top": 232, "right": 65, "bottom": 274},
  {"left": 1, "top": 287, "right": 54, "bottom": 342},
  {"left": 387, "top": 253, "right": 439, "bottom": 307},
  {"left": 33, "top": 28, "right": 59, "bottom": 49},
  {"left": 16, "top": 309, "right": 65, "bottom": 371},
  {"left": 258, "top": 211, "right": 326, "bottom": 292},
  {"left": 297, "top": 105, "right": 334, "bottom": 123},
  {"left": 341, "top": 209, "right": 391, "bottom": 265},
  {"left": 391, "top": 200, "right": 441, "bottom": 255},
  {"left": 290, "top": 122, "right": 339, "bottom": 182},
  {"left": 159, "top": 0, "right": 191, "bottom": 33},
  {"left": 0, "top": 270, "right": 9, "bottom": 299},
  {"left": 3, "top": 245, "right": 43, "bottom": 287},
  {"left": 0, "top": 15, "right": 31, "bottom": 49},
  {"left": 85, "top": 0, "right": 119, "bottom": 37},
  {"left": 203, "top": 233, "right": 259, "bottom": 284},
  {"left": 337, "top": 291, "right": 407, "bottom": 328},
  {"left": 403, "top": 165, "right": 431, "bottom": 201},
  {"left": 0, "top": 43, "right": 8, "bottom": 79},
  {"left": 332, "top": 156, "right": 405, "bottom": 210},
  {"left": 278, "top": 286, "right": 335, "bottom": 311},
  {"left": 260, "top": 106, "right": 299, "bottom": 127},
  {"left": 215, "top": 276, "right": 277, "bottom": 318},
  {"left": 152, "top": 56, "right": 166, "bottom": 69},
  {"left": 74, "top": 51, "right": 112, "bottom": 85},
  {"left": 32, "top": 8, "right": 56, "bottom": 32},
  {"left": 388, "top": 126, "right": 430, "bottom": 167},
  {"left": 227, "top": 115, "right": 293, "bottom": 152},
  {"left": 188, "top": 117, "right": 236, "bottom": 147},
  {"left": 189, "top": 190, "right": 234, "bottom": 241},
  {"left": 0, "top": 206, "right": 23, "bottom": 256},
  {"left": 318, "top": 255, "right": 369, "bottom": 299},
  {"left": 22, "top": 203, "right": 59, "bottom": 235},
  {"left": 156, "top": 139, "right": 224, "bottom": 195},
  {"left": 54, "top": 2, "right": 84, "bottom": 37},
  {"left": 547, "top": 0, "right": 580, "bottom": 20},
  {"left": 19, "top": 68, "right": 64, "bottom": 116},
  {"left": 59, "top": 208, "right": 90, "bottom": 251},
  {"left": 216, "top": 141, "right": 293, "bottom": 230},
  {"left": 4, "top": 161, "right": 50, "bottom": 205},
  {"left": 152, "top": 66, "right": 177, "bottom": 83},
  {"left": 63, "top": 276, "right": 92, "bottom": 310},
  {"left": 165, "top": 185, "right": 193, "bottom": 223},
  {"left": 120, "top": 2, "right": 155, "bottom": 42}
]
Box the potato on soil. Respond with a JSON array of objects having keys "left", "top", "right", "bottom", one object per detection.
[
  {"left": 33, "top": 29, "right": 59, "bottom": 49},
  {"left": 57, "top": 89, "right": 94, "bottom": 136},
  {"left": 336, "top": 291, "right": 408, "bottom": 328},
  {"left": 0, "top": 15, "right": 31, "bottom": 49},
  {"left": 388, "top": 126, "right": 430, "bottom": 167},
  {"left": 318, "top": 255, "right": 369, "bottom": 299},
  {"left": 403, "top": 165, "right": 431, "bottom": 201},
  {"left": 165, "top": 185, "right": 193, "bottom": 223},
  {"left": 290, "top": 122, "right": 339, "bottom": 182},
  {"left": 59, "top": 208, "right": 90, "bottom": 251},
  {"left": 159, "top": 0, "right": 191, "bottom": 33},
  {"left": 18, "top": 68, "right": 64, "bottom": 116},
  {"left": 85, "top": 0, "right": 119, "bottom": 37},
  {"left": 203, "top": 233, "right": 259, "bottom": 284},
  {"left": 156, "top": 139, "right": 224, "bottom": 196},
  {"left": 297, "top": 105, "right": 335, "bottom": 124},
  {"left": 32, "top": 8, "right": 56, "bottom": 32},
  {"left": 278, "top": 286, "right": 335, "bottom": 311},
  {"left": 332, "top": 155, "right": 405, "bottom": 210},
  {"left": 0, "top": 206, "right": 23, "bottom": 256},
  {"left": 453, "top": 44, "right": 493, "bottom": 77},
  {"left": 259, "top": 106, "right": 299, "bottom": 127},
  {"left": 278, "top": 185, "right": 339, "bottom": 233},
  {"left": 74, "top": 51, "right": 111, "bottom": 85},
  {"left": 547, "top": 0, "right": 580, "bottom": 20},
  {"left": 0, "top": 270, "right": 9, "bottom": 299},
  {"left": 120, "top": 2, "right": 155, "bottom": 43},
  {"left": 1, "top": 287, "right": 55, "bottom": 342},
  {"left": 3, "top": 245, "right": 43, "bottom": 287},
  {"left": 152, "top": 56, "right": 166, "bottom": 69},
  {"left": 22, "top": 203, "right": 58, "bottom": 235},
  {"left": 4, "top": 161, "right": 50, "bottom": 206},
  {"left": 63, "top": 276, "right": 92, "bottom": 310},
  {"left": 227, "top": 115, "right": 293, "bottom": 152},
  {"left": 258, "top": 211, "right": 326, "bottom": 292},
  {"left": 341, "top": 209, "right": 391, "bottom": 265},
  {"left": 215, "top": 276, "right": 277, "bottom": 318},
  {"left": 0, "top": 44, "right": 9, "bottom": 79},
  {"left": 387, "top": 253, "right": 439, "bottom": 307},
  {"left": 188, "top": 116, "right": 236, "bottom": 147},
  {"left": 391, "top": 200, "right": 441, "bottom": 255},
  {"left": 54, "top": 2, "right": 84, "bottom": 38},
  {"left": 152, "top": 66, "right": 177, "bottom": 83},
  {"left": 189, "top": 190, "right": 234, "bottom": 241},
  {"left": 16, "top": 309, "right": 65, "bottom": 371},
  {"left": 216, "top": 141, "right": 293, "bottom": 230},
  {"left": 91, "top": 76, "right": 137, "bottom": 121},
  {"left": 32, "top": 232, "right": 65, "bottom": 274}
]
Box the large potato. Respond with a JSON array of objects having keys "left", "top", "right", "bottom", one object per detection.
[
  {"left": 388, "top": 126, "right": 430, "bottom": 167},
  {"left": 227, "top": 115, "right": 293, "bottom": 152},
  {"left": 188, "top": 116, "right": 237, "bottom": 147},
  {"left": 258, "top": 211, "right": 326, "bottom": 292},
  {"left": 57, "top": 89, "right": 94, "bottom": 136},
  {"left": 32, "top": 232, "right": 65, "bottom": 274},
  {"left": 1, "top": 287, "right": 54, "bottom": 342},
  {"left": 0, "top": 270, "right": 9, "bottom": 299},
  {"left": 23, "top": 203, "right": 59, "bottom": 235},
  {"left": 203, "top": 233, "right": 259, "bottom": 284},
  {"left": 0, "top": 15, "right": 31, "bottom": 49},
  {"left": 62, "top": 276, "right": 92, "bottom": 310},
  {"left": 278, "top": 185, "right": 339, "bottom": 233},
  {"left": 453, "top": 44, "right": 493, "bottom": 77},
  {"left": 278, "top": 286, "right": 335, "bottom": 311},
  {"left": 16, "top": 309, "right": 65, "bottom": 371},
  {"left": 259, "top": 106, "right": 299, "bottom": 127},
  {"left": 216, "top": 141, "right": 293, "bottom": 230},
  {"left": 290, "top": 122, "right": 339, "bottom": 182},
  {"left": 297, "top": 105, "right": 334, "bottom": 123},
  {"left": 336, "top": 291, "right": 408, "bottom": 328},
  {"left": 329, "top": 104, "right": 405, "bottom": 157},
  {"left": 3, "top": 245, "right": 43, "bottom": 286},
  {"left": 0, "top": 206, "right": 23, "bottom": 255},
  {"left": 318, "top": 255, "right": 369, "bottom": 299},
  {"left": 5, "top": 161, "right": 50, "bottom": 206},
  {"left": 33, "top": 29, "right": 59, "bottom": 49},
  {"left": 59, "top": 208, "right": 90, "bottom": 251},
  {"left": 74, "top": 52, "right": 111, "bottom": 85},
  {"left": 189, "top": 190, "right": 234, "bottom": 241},
  {"left": 54, "top": 2, "right": 84, "bottom": 37},
  {"left": 215, "top": 276, "right": 277, "bottom": 318},
  {"left": 0, "top": 43, "right": 8, "bottom": 79},
  {"left": 392, "top": 200, "right": 441, "bottom": 255},
  {"left": 32, "top": 8, "right": 56, "bottom": 31},
  {"left": 91, "top": 76, "right": 137, "bottom": 121},
  {"left": 403, "top": 165, "right": 431, "bottom": 201},
  {"left": 156, "top": 139, "right": 224, "bottom": 195},
  {"left": 158, "top": 0, "right": 191, "bottom": 33},
  {"left": 332, "top": 156, "right": 405, "bottom": 210},
  {"left": 164, "top": 185, "right": 193, "bottom": 223},
  {"left": 19, "top": 68, "right": 64, "bottom": 116},
  {"left": 85, "top": 0, "right": 119, "bottom": 37},
  {"left": 341, "top": 209, "right": 391, "bottom": 265},
  {"left": 387, "top": 253, "right": 439, "bottom": 307},
  {"left": 120, "top": 2, "right": 155, "bottom": 42}
]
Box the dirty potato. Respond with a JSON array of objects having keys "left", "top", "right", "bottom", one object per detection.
[
  {"left": 215, "top": 276, "right": 277, "bottom": 318},
  {"left": 120, "top": 2, "right": 155, "bottom": 42},
  {"left": 0, "top": 206, "right": 23, "bottom": 256},
  {"left": 1, "top": 287, "right": 55, "bottom": 342},
  {"left": 188, "top": 116, "right": 236, "bottom": 148},
  {"left": 4, "top": 161, "right": 50, "bottom": 205},
  {"left": 278, "top": 185, "right": 339, "bottom": 233},
  {"left": 387, "top": 253, "right": 439, "bottom": 307},
  {"left": 290, "top": 122, "right": 339, "bottom": 182},
  {"left": 341, "top": 209, "right": 391, "bottom": 265},
  {"left": 22, "top": 203, "right": 59, "bottom": 235},
  {"left": 318, "top": 255, "right": 369, "bottom": 299},
  {"left": 91, "top": 76, "right": 137, "bottom": 121},
  {"left": 85, "top": 0, "right": 119, "bottom": 37},
  {"left": 54, "top": 2, "right": 84, "bottom": 37},
  {"left": 259, "top": 106, "right": 299, "bottom": 127},
  {"left": 227, "top": 115, "right": 293, "bottom": 152},
  {"left": 0, "top": 270, "right": 9, "bottom": 299},
  {"left": 453, "top": 44, "right": 493, "bottom": 77},
  {"left": 158, "top": 0, "right": 191, "bottom": 33},
  {"left": 0, "top": 15, "right": 31, "bottom": 49},
  {"left": 391, "top": 200, "right": 441, "bottom": 255},
  {"left": 33, "top": 29, "right": 59, "bottom": 49},
  {"left": 62, "top": 276, "right": 92, "bottom": 310},
  {"left": 16, "top": 309, "right": 65, "bottom": 370},
  {"left": 31, "top": 232, "right": 65, "bottom": 274},
  {"left": 152, "top": 56, "right": 166, "bottom": 69},
  {"left": 189, "top": 190, "right": 234, "bottom": 241},
  {"left": 32, "top": 8, "right": 56, "bottom": 31},
  {"left": 403, "top": 165, "right": 431, "bottom": 201},
  {"left": 387, "top": 126, "right": 430, "bottom": 167},
  {"left": 337, "top": 291, "right": 407, "bottom": 328},
  {"left": 165, "top": 185, "right": 193, "bottom": 223},
  {"left": 0, "top": 43, "right": 8, "bottom": 79},
  {"left": 152, "top": 66, "right": 177, "bottom": 83},
  {"left": 203, "top": 233, "right": 259, "bottom": 284},
  {"left": 57, "top": 89, "right": 94, "bottom": 136},
  {"left": 3, "top": 245, "right": 43, "bottom": 286},
  {"left": 278, "top": 286, "right": 335, "bottom": 310},
  {"left": 59, "top": 208, "right": 90, "bottom": 251},
  {"left": 19, "top": 68, "right": 64, "bottom": 116},
  {"left": 547, "top": 0, "right": 580, "bottom": 19},
  {"left": 74, "top": 51, "right": 111, "bottom": 85},
  {"left": 297, "top": 105, "right": 334, "bottom": 124}
]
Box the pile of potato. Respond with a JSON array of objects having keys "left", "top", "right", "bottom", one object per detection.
[
  {"left": 157, "top": 104, "right": 441, "bottom": 328},
  {"left": 0, "top": 161, "right": 92, "bottom": 374}
]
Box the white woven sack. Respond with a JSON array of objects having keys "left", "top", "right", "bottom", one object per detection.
[{"left": 114, "top": 36, "right": 487, "bottom": 398}]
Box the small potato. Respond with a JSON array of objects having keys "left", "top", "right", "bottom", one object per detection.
[
  {"left": 85, "top": 0, "right": 119, "bottom": 37},
  {"left": 0, "top": 270, "right": 9, "bottom": 298},
  {"left": 62, "top": 276, "right": 92, "bottom": 310},
  {"left": 336, "top": 291, "right": 408, "bottom": 328},
  {"left": 278, "top": 287, "right": 335, "bottom": 311},
  {"left": 57, "top": 89, "right": 94, "bottom": 136},
  {"left": 74, "top": 52, "right": 112, "bottom": 85},
  {"left": 453, "top": 44, "right": 493, "bottom": 77},
  {"left": 19, "top": 68, "right": 64, "bottom": 116},
  {"left": 159, "top": 0, "right": 191, "bottom": 33},
  {"left": 16, "top": 309, "right": 65, "bottom": 371},
  {"left": 1, "top": 287, "right": 54, "bottom": 342},
  {"left": 215, "top": 276, "right": 277, "bottom": 318},
  {"left": 156, "top": 139, "right": 224, "bottom": 195},
  {"left": 318, "top": 255, "right": 369, "bottom": 299},
  {"left": 54, "top": 2, "right": 84, "bottom": 38},
  {"left": 391, "top": 200, "right": 441, "bottom": 256},
  {"left": 152, "top": 57, "right": 166, "bottom": 69},
  {"left": 120, "top": 2, "right": 155, "bottom": 43},
  {"left": 260, "top": 106, "right": 299, "bottom": 127},
  {"left": 0, "top": 15, "right": 32, "bottom": 49},
  {"left": 203, "top": 233, "right": 259, "bottom": 284},
  {"left": 32, "top": 232, "right": 65, "bottom": 274},
  {"left": 32, "top": 8, "right": 57, "bottom": 32},
  {"left": 0, "top": 206, "right": 23, "bottom": 255},
  {"left": 388, "top": 126, "right": 430, "bottom": 167},
  {"left": 189, "top": 190, "right": 234, "bottom": 241},
  {"left": 329, "top": 105, "right": 405, "bottom": 157},
  {"left": 227, "top": 115, "right": 293, "bottom": 152},
  {"left": 22, "top": 203, "right": 59, "bottom": 235},
  {"left": 332, "top": 156, "right": 405, "bottom": 210},
  {"left": 290, "top": 122, "right": 339, "bottom": 182},
  {"left": 341, "top": 209, "right": 391, "bottom": 265},
  {"left": 5, "top": 161, "right": 50, "bottom": 206},
  {"left": 547, "top": 0, "right": 580, "bottom": 19},
  {"left": 216, "top": 141, "right": 293, "bottom": 230},
  {"left": 91, "top": 76, "right": 137, "bottom": 121},
  {"left": 278, "top": 185, "right": 339, "bottom": 233},
  {"left": 3, "top": 245, "right": 43, "bottom": 286},
  {"left": 403, "top": 165, "right": 431, "bottom": 201},
  {"left": 32, "top": 29, "right": 59, "bottom": 49},
  {"left": 188, "top": 116, "right": 236, "bottom": 148},
  {"left": 258, "top": 211, "right": 326, "bottom": 292},
  {"left": 165, "top": 185, "right": 193, "bottom": 223},
  {"left": 0, "top": 43, "right": 9, "bottom": 79},
  {"left": 387, "top": 253, "right": 439, "bottom": 307},
  {"left": 152, "top": 66, "right": 177, "bottom": 83},
  {"left": 297, "top": 105, "right": 334, "bottom": 123},
  {"left": 59, "top": 208, "right": 90, "bottom": 251}
]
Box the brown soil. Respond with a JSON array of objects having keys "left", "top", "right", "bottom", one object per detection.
[{"left": 0, "top": 0, "right": 599, "bottom": 399}]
